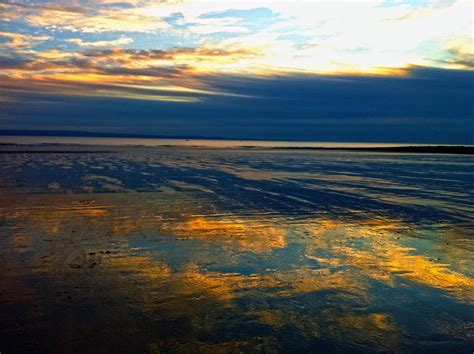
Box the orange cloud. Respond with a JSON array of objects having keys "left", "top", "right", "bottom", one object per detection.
[
  {"left": 0, "top": 31, "right": 50, "bottom": 50},
  {"left": 0, "top": 46, "right": 260, "bottom": 102}
]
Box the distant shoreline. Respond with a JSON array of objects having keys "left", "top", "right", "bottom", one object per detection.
[
  {"left": 0, "top": 130, "right": 472, "bottom": 147},
  {"left": 268, "top": 146, "right": 474, "bottom": 155}
]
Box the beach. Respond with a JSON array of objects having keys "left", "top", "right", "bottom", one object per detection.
[{"left": 0, "top": 143, "right": 473, "bottom": 353}]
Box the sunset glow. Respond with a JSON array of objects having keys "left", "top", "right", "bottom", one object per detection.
[{"left": 1, "top": 0, "right": 472, "bottom": 103}]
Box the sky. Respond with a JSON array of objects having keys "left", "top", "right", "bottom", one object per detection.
[{"left": 0, "top": 0, "right": 473, "bottom": 143}]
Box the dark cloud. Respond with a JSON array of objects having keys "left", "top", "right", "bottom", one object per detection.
[
  {"left": 1, "top": 66, "right": 472, "bottom": 144},
  {"left": 102, "top": 65, "right": 189, "bottom": 77},
  {"left": 441, "top": 47, "right": 474, "bottom": 69},
  {"left": 0, "top": 54, "right": 32, "bottom": 68}
]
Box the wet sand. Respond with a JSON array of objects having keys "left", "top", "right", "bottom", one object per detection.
[{"left": 0, "top": 145, "right": 473, "bottom": 353}]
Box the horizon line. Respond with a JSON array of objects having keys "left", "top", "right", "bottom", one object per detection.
[{"left": 1, "top": 129, "right": 473, "bottom": 146}]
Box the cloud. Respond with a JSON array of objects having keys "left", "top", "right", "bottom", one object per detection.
[
  {"left": 2, "top": 1, "right": 88, "bottom": 14},
  {"left": 67, "top": 37, "right": 134, "bottom": 48},
  {"left": 1, "top": 1, "right": 170, "bottom": 33},
  {"left": 0, "top": 46, "right": 261, "bottom": 104},
  {"left": 2, "top": 0, "right": 472, "bottom": 72},
  {"left": 440, "top": 39, "right": 474, "bottom": 69},
  {"left": 0, "top": 31, "right": 50, "bottom": 50}
]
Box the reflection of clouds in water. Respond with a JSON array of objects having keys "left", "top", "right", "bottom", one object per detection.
[
  {"left": 101, "top": 250, "right": 395, "bottom": 349},
  {"left": 82, "top": 174, "right": 127, "bottom": 192},
  {"left": 338, "top": 241, "right": 474, "bottom": 302},
  {"left": 47, "top": 182, "right": 61, "bottom": 190},
  {"left": 168, "top": 180, "right": 215, "bottom": 194},
  {"left": 303, "top": 218, "right": 474, "bottom": 302},
  {"left": 2, "top": 192, "right": 472, "bottom": 306},
  {"left": 165, "top": 216, "right": 287, "bottom": 252}
]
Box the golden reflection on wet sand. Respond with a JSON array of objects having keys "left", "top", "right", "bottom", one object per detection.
[
  {"left": 166, "top": 216, "right": 287, "bottom": 252},
  {"left": 0, "top": 191, "right": 473, "bottom": 352},
  {"left": 302, "top": 218, "right": 474, "bottom": 302}
]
